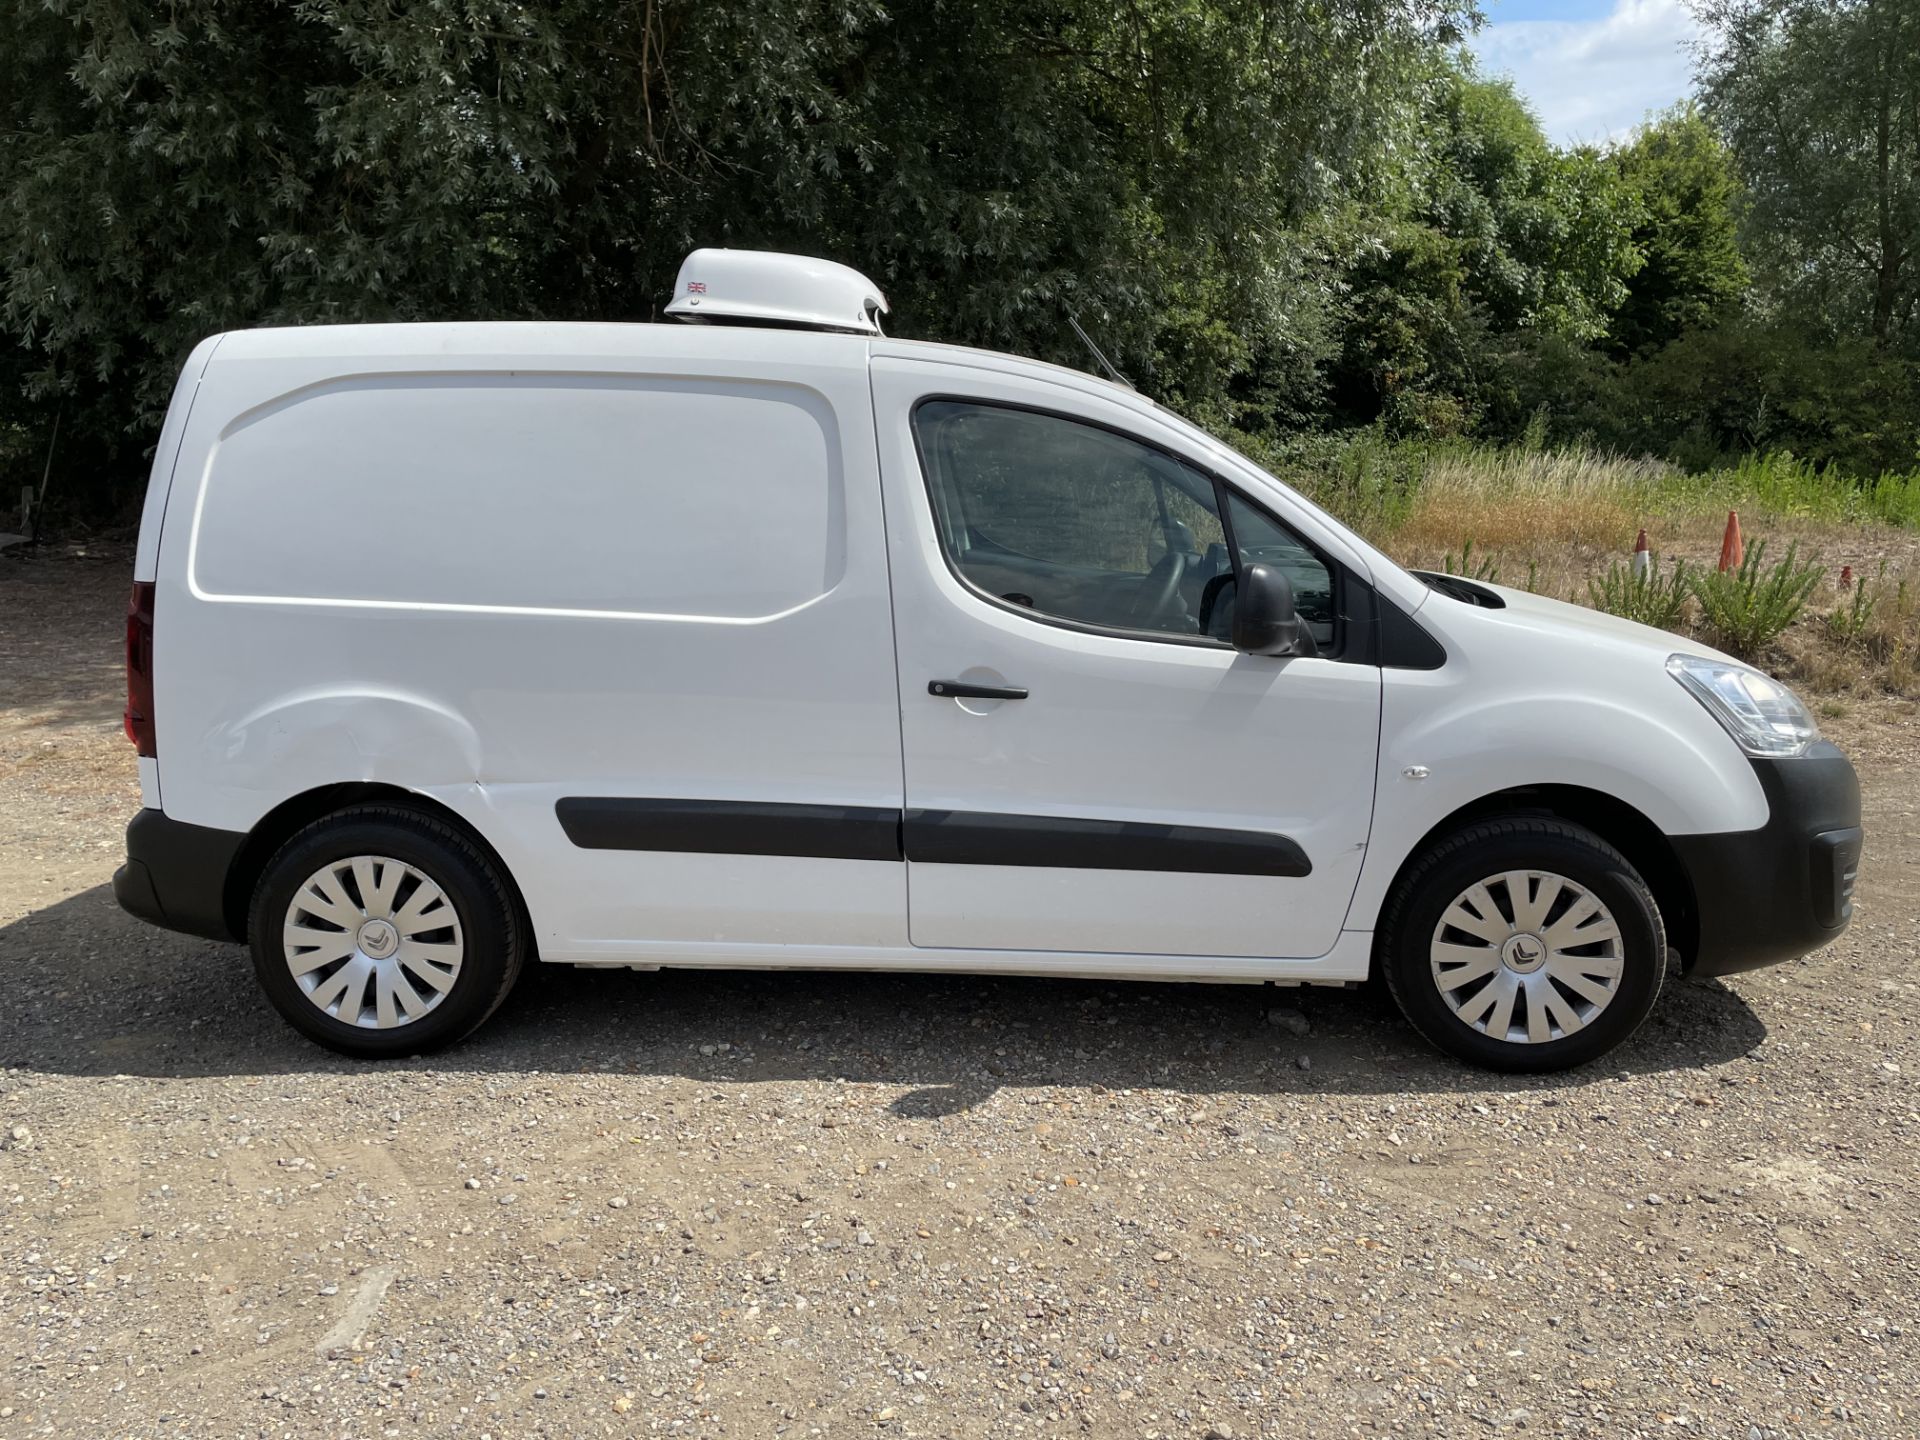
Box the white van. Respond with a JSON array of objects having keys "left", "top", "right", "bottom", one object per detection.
[{"left": 114, "top": 250, "right": 1861, "bottom": 1071}]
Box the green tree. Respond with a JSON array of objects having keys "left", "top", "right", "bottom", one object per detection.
[
  {"left": 1698, "top": 0, "right": 1920, "bottom": 348},
  {"left": 1620, "top": 321, "right": 1920, "bottom": 474},
  {"left": 0, "top": 0, "right": 1475, "bottom": 511},
  {"left": 1318, "top": 209, "right": 1480, "bottom": 431},
  {"left": 1422, "top": 69, "right": 1641, "bottom": 343},
  {"left": 1606, "top": 104, "right": 1750, "bottom": 354},
  {"left": 1316, "top": 59, "right": 1641, "bottom": 433},
  {"left": 0, "top": 1, "right": 895, "bottom": 499}
]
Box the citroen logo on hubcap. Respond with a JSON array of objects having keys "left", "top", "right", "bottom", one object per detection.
[
  {"left": 1501, "top": 933, "right": 1546, "bottom": 973},
  {"left": 358, "top": 919, "right": 399, "bottom": 959}
]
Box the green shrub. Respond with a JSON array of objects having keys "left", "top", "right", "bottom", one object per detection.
[
  {"left": 1860, "top": 471, "right": 1920, "bottom": 529},
  {"left": 1588, "top": 554, "right": 1694, "bottom": 630},
  {"left": 1691, "top": 540, "right": 1824, "bottom": 660},
  {"left": 1825, "top": 562, "right": 1888, "bottom": 647}
]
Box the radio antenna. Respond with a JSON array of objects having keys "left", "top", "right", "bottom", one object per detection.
[{"left": 1066, "top": 312, "right": 1133, "bottom": 390}]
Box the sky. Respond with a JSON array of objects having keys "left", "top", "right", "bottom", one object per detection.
[{"left": 1470, "top": 0, "right": 1706, "bottom": 147}]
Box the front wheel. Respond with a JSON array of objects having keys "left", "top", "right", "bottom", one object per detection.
[
  {"left": 1378, "top": 818, "right": 1668, "bottom": 1072},
  {"left": 248, "top": 805, "right": 526, "bottom": 1058}
]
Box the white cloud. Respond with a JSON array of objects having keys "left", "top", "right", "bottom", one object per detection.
[{"left": 1470, "top": 0, "right": 1705, "bottom": 147}]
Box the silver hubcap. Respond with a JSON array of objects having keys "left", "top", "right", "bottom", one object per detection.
[
  {"left": 1429, "top": 870, "right": 1625, "bottom": 1045},
  {"left": 283, "top": 856, "right": 464, "bottom": 1029}
]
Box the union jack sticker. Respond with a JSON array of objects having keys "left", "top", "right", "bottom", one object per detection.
[{"left": 686, "top": 280, "right": 707, "bottom": 294}]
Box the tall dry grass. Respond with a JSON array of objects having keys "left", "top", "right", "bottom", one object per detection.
[
  {"left": 1253, "top": 431, "right": 1920, "bottom": 549},
  {"left": 1389, "top": 447, "right": 1663, "bottom": 555},
  {"left": 1237, "top": 429, "right": 1920, "bottom": 696}
]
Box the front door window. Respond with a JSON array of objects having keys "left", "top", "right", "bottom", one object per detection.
[{"left": 912, "top": 399, "right": 1335, "bottom": 651}]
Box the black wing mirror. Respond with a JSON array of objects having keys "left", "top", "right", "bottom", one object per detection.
[{"left": 1231, "top": 563, "right": 1316, "bottom": 657}]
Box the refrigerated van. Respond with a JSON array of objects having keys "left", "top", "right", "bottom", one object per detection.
[{"left": 115, "top": 249, "right": 1862, "bottom": 1070}]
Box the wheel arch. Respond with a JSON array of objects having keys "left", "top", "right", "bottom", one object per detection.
[
  {"left": 1374, "top": 785, "right": 1698, "bottom": 972},
  {"left": 222, "top": 782, "right": 531, "bottom": 945}
]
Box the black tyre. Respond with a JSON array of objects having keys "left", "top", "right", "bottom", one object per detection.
[
  {"left": 1378, "top": 817, "right": 1667, "bottom": 1072},
  {"left": 247, "top": 805, "right": 526, "bottom": 1058}
]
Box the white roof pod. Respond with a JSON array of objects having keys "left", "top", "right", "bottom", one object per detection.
[{"left": 664, "top": 248, "right": 889, "bottom": 335}]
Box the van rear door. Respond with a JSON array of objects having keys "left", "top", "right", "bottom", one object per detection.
[{"left": 872, "top": 356, "right": 1381, "bottom": 962}]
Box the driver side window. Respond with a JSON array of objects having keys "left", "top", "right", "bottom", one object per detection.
[{"left": 913, "top": 400, "right": 1228, "bottom": 640}]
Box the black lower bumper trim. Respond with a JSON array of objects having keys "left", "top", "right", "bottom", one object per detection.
[
  {"left": 1671, "top": 741, "right": 1862, "bottom": 976},
  {"left": 114, "top": 809, "right": 246, "bottom": 942}
]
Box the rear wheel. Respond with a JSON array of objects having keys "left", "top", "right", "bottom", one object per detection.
[
  {"left": 1379, "top": 818, "right": 1667, "bottom": 1072},
  {"left": 248, "top": 806, "right": 525, "bottom": 1058}
]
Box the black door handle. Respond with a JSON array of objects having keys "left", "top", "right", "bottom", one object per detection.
[{"left": 929, "top": 679, "right": 1029, "bottom": 700}]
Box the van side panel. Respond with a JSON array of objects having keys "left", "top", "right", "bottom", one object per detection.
[
  {"left": 189, "top": 375, "right": 843, "bottom": 618},
  {"left": 153, "top": 326, "right": 906, "bottom": 953}
]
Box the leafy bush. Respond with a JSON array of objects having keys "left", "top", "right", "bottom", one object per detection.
[
  {"left": 1691, "top": 540, "right": 1824, "bottom": 660},
  {"left": 1826, "top": 562, "right": 1887, "bottom": 646},
  {"left": 1588, "top": 554, "right": 1694, "bottom": 630}
]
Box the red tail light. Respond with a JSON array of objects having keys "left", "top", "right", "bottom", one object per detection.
[{"left": 124, "top": 582, "right": 156, "bottom": 757}]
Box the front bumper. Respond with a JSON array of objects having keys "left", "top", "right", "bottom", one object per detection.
[
  {"left": 113, "top": 808, "right": 245, "bottom": 943},
  {"left": 1670, "top": 740, "right": 1862, "bottom": 976}
]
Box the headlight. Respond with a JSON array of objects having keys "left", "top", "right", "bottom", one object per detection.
[{"left": 1667, "top": 654, "right": 1818, "bottom": 757}]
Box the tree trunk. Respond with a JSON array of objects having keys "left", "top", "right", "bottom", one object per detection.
[
  {"left": 1872, "top": 5, "right": 1896, "bottom": 345},
  {"left": 1872, "top": 251, "right": 1902, "bottom": 345}
]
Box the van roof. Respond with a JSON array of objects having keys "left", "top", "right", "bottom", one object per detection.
[
  {"left": 869, "top": 336, "right": 1147, "bottom": 406},
  {"left": 203, "top": 320, "right": 1145, "bottom": 407}
]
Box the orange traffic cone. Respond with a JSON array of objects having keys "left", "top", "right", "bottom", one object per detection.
[
  {"left": 1717, "top": 510, "right": 1744, "bottom": 572},
  {"left": 1631, "top": 528, "right": 1651, "bottom": 580}
]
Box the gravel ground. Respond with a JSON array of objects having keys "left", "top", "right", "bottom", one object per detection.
[{"left": 2, "top": 544, "right": 1918, "bottom": 1439}]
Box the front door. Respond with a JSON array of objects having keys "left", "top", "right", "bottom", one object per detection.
[{"left": 873, "top": 358, "right": 1382, "bottom": 960}]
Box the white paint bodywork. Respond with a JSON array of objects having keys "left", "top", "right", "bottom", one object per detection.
[
  {"left": 135, "top": 320, "right": 1769, "bottom": 984},
  {"left": 1352, "top": 583, "right": 1766, "bottom": 937},
  {"left": 872, "top": 356, "right": 1380, "bottom": 962}
]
